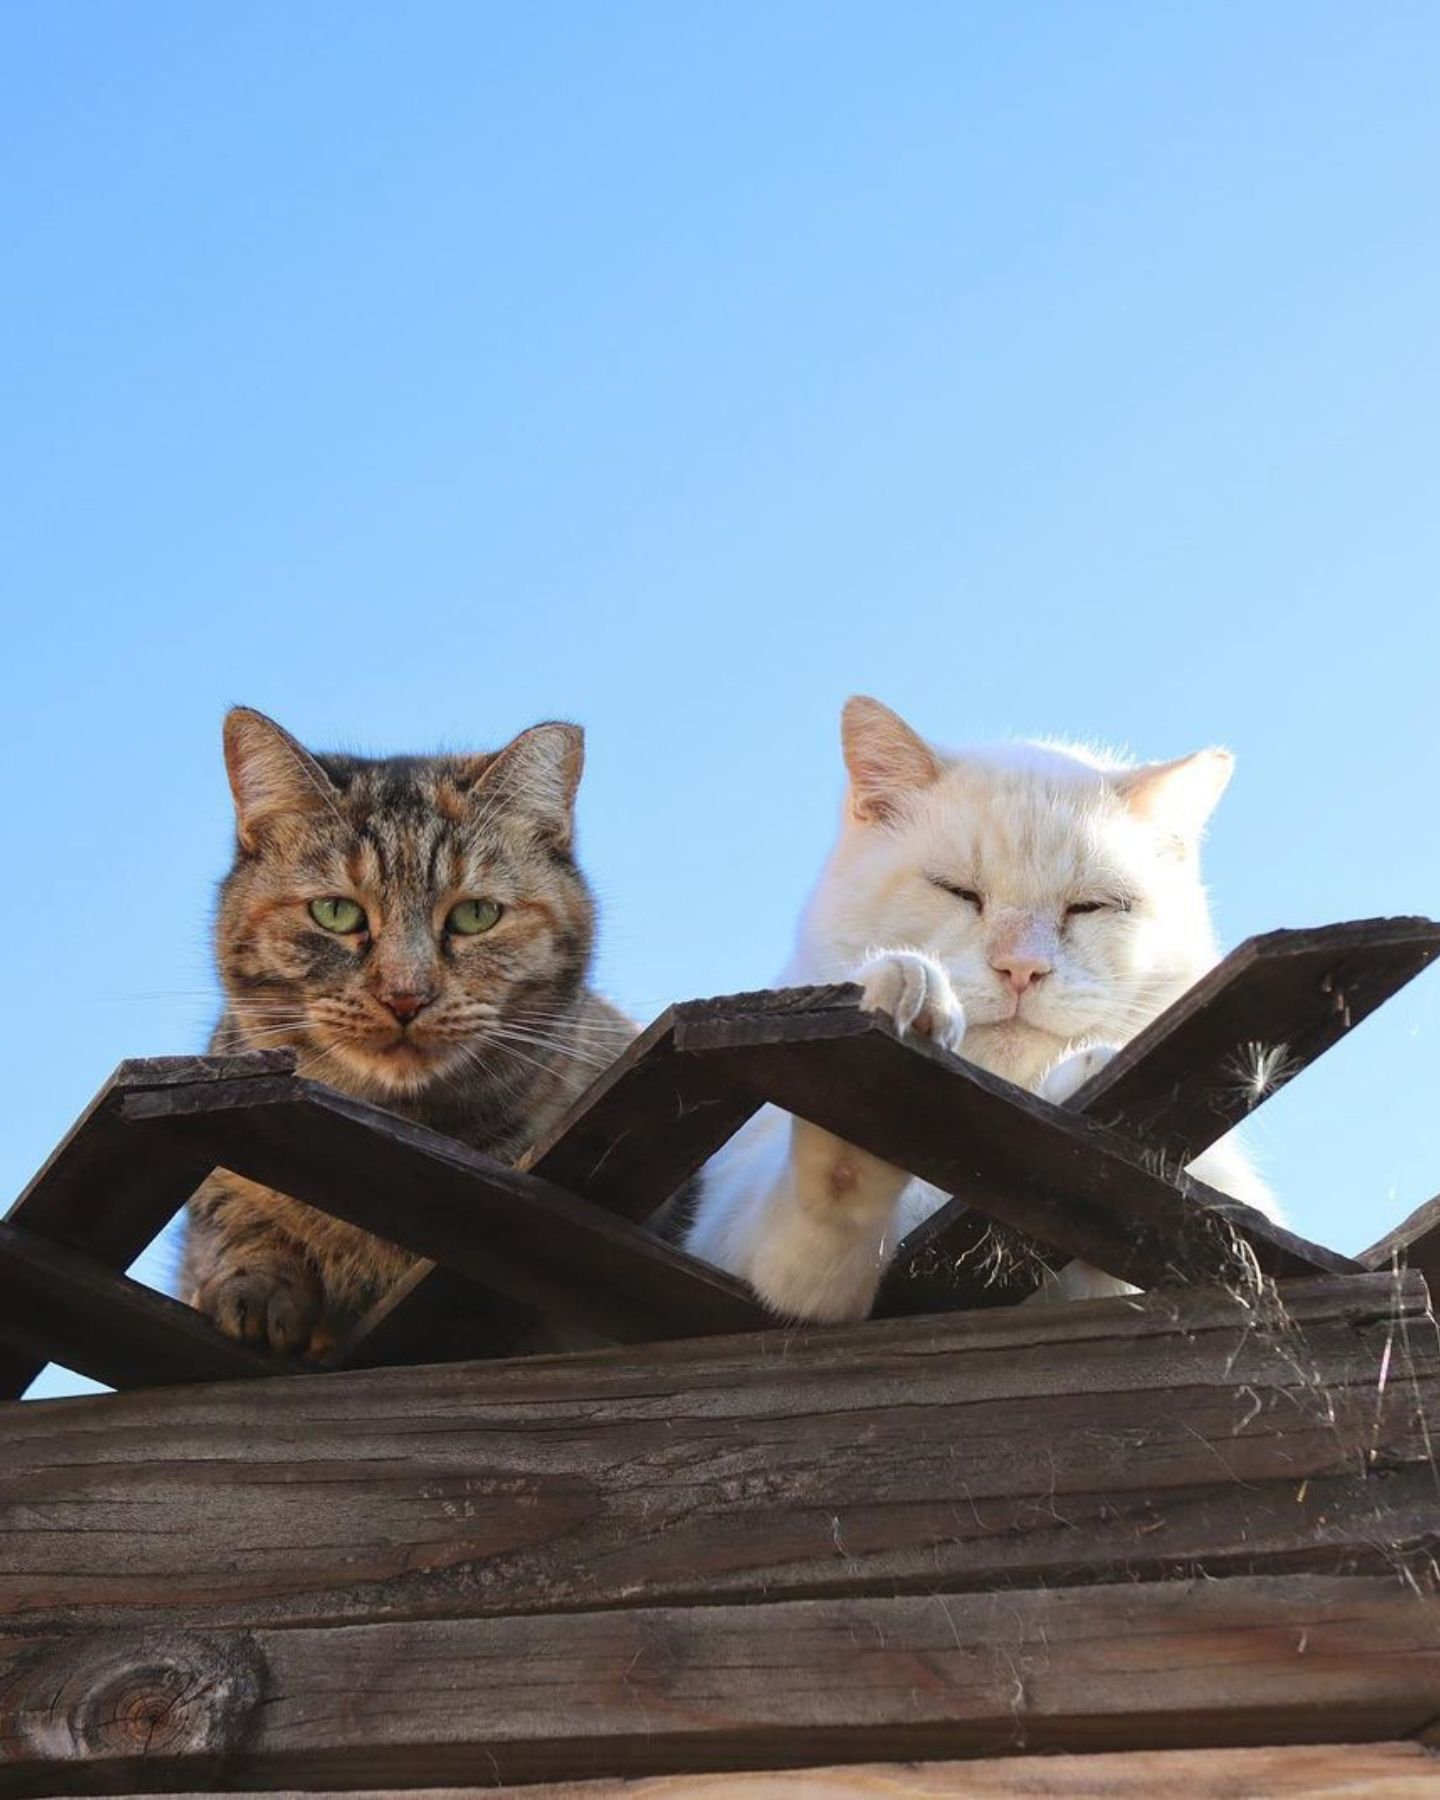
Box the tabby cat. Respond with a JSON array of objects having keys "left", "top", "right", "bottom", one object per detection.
[{"left": 183, "top": 707, "right": 634, "bottom": 1353}]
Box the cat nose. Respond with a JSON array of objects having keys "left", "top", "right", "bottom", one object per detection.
[
  {"left": 990, "top": 954, "right": 1051, "bottom": 993},
  {"left": 381, "top": 990, "right": 434, "bottom": 1024}
]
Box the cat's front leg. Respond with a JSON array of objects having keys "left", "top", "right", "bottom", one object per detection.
[
  {"left": 1037, "top": 1042, "right": 1121, "bottom": 1106},
  {"left": 184, "top": 1172, "right": 325, "bottom": 1355},
  {"left": 716, "top": 951, "right": 966, "bottom": 1322},
  {"left": 1031, "top": 1043, "right": 1138, "bottom": 1302}
]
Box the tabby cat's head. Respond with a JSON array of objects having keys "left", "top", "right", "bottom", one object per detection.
[{"left": 216, "top": 708, "right": 595, "bottom": 1097}]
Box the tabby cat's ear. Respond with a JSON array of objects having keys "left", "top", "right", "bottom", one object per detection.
[
  {"left": 223, "top": 708, "right": 338, "bottom": 851},
  {"left": 476, "top": 721, "right": 585, "bottom": 847},
  {"left": 1117, "top": 748, "right": 1234, "bottom": 848},
  {"left": 841, "top": 696, "right": 943, "bottom": 824}
]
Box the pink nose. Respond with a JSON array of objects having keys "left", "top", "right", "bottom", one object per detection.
[
  {"left": 382, "top": 991, "right": 433, "bottom": 1024},
  {"left": 991, "top": 954, "right": 1051, "bottom": 993}
]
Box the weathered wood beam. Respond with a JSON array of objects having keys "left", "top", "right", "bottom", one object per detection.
[
  {"left": 0, "top": 1052, "right": 293, "bottom": 1399},
  {"left": 117, "top": 1076, "right": 770, "bottom": 1347},
  {"left": 2, "top": 1574, "right": 1436, "bottom": 1795},
  {"left": 882, "top": 917, "right": 1440, "bottom": 1314},
  {"left": 3, "top": 1273, "right": 1431, "bottom": 1636}
]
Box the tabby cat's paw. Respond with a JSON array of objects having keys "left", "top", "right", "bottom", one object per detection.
[
  {"left": 196, "top": 1264, "right": 323, "bottom": 1356},
  {"left": 854, "top": 950, "right": 966, "bottom": 1052}
]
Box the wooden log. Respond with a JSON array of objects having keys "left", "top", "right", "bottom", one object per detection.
[
  {"left": 0, "top": 1052, "right": 293, "bottom": 1399},
  {"left": 673, "top": 998, "right": 1354, "bottom": 1294},
  {"left": 0, "top": 1223, "right": 281, "bottom": 1391},
  {"left": 881, "top": 918, "right": 1440, "bottom": 1314},
  {"left": 61, "top": 1742, "right": 1440, "bottom": 1800},
  {"left": 2, "top": 1574, "right": 1436, "bottom": 1795},
  {"left": 117, "top": 1077, "right": 770, "bottom": 1346},
  {"left": 2, "top": 1273, "right": 1431, "bottom": 1636}
]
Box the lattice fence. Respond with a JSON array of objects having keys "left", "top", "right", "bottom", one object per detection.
[{"left": 3, "top": 917, "right": 1438, "bottom": 1399}]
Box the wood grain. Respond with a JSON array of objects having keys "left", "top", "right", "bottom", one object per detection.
[
  {"left": 2, "top": 1576, "right": 1436, "bottom": 1795},
  {"left": 2, "top": 1273, "right": 1432, "bottom": 1636}
]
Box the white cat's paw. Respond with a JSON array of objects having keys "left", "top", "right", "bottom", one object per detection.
[
  {"left": 854, "top": 951, "right": 966, "bottom": 1053},
  {"left": 1039, "top": 1043, "right": 1121, "bottom": 1106}
]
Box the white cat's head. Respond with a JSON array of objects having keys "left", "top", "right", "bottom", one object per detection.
[{"left": 793, "top": 697, "right": 1233, "bottom": 1074}]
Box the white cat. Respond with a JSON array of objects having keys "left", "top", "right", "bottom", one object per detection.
[{"left": 686, "top": 696, "right": 1277, "bottom": 1321}]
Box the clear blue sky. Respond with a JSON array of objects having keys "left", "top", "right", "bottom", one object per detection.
[{"left": 5, "top": 3, "right": 1437, "bottom": 1400}]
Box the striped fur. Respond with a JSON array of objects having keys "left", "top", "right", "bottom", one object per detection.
[{"left": 182, "top": 708, "right": 635, "bottom": 1354}]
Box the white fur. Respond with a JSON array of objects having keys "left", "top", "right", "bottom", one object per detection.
[{"left": 686, "top": 698, "right": 1279, "bottom": 1321}]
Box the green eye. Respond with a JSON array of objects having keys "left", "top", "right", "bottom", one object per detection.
[
  {"left": 309, "top": 897, "right": 367, "bottom": 934},
  {"left": 446, "top": 898, "right": 503, "bottom": 935}
]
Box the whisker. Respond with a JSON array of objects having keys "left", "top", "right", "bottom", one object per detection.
[{"left": 481, "top": 1026, "right": 617, "bottom": 1070}]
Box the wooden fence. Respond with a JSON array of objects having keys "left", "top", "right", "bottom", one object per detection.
[
  {"left": 4, "top": 915, "right": 1440, "bottom": 1795},
  {"left": 2, "top": 916, "right": 1438, "bottom": 1397}
]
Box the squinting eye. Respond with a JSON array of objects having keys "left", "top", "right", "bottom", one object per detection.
[
  {"left": 930, "top": 876, "right": 984, "bottom": 911},
  {"left": 446, "top": 898, "right": 504, "bottom": 935},
  {"left": 1067, "top": 898, "right": 1127, "bottom": 917},
  {"left": 309, "top": 897, "right": 367, "bottom": 934}
]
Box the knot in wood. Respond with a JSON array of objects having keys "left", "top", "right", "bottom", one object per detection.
[{"left": 3, "top": 1630, "right": 265, "bottom": 1764}]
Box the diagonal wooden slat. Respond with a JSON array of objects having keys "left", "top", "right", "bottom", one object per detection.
[
  {"left": 1071, "top": 917, "right": 1440, "bottom": 1161},
  {"left": 337, "top": 989, "right": 855, "bottom": 1369},
  {"left": 117, "top": 1076, "right": 772, "bottom": 1345},
  {"left": 0, "top": 1051, "right": 294, "bottom": 1399},
  {"left": 1359, "top": 1192, "right": 1440, "bottom": 1300},
  {"left": 670, "top": 997, "right": 1355, "bottom": 1295},
  {"left": 879, "top": 916, "right": 1440, "bottom": 1316},
  {"left": 4, "top": 1051, "right": 295, "bottom": 1257},
  {"left": 0, "top": 1221, "right": 283, "bottom": 1391}
]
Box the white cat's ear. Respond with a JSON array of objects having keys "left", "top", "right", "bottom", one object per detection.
[
  {"left": 841, "top": 696, "right": 943, "bottom": 824},
  {"left": 224, "top": 708, "right": 338, "bottom": 850},
  {"left": 1118, "top": 749, "right": 1234, "bottom": 847},
  {"left": 476, "top": 721, "right": 584, "bottom": 846}
]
